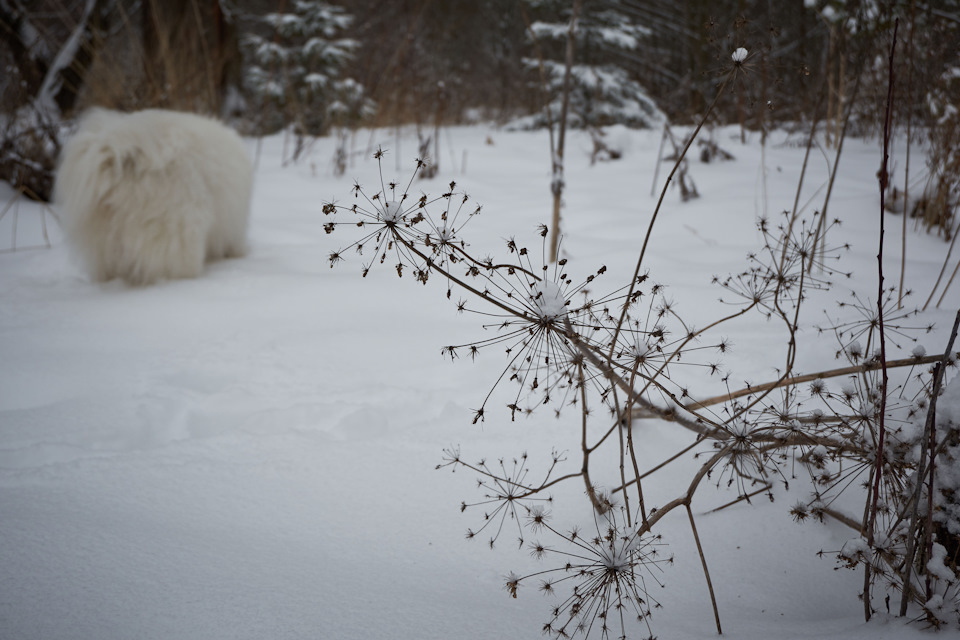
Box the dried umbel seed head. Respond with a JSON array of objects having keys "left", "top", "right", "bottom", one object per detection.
[{"left": 732, "top": 47, "right": 748, "bottom": 64}]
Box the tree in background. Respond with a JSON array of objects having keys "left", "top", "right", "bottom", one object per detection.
[
  {"left": 623, "top": 0, "right": 822, "bottom": 126},
  {"left": 877, "top": 0, "right": 960, "bottom": 241},
  {"left": 136, "top": 0, "right": 244, "bottom": 115},
  {"left": 0, "top": 0, "right": 243, "bottom": 200},
  {"left": 342, "top": 0, "right": 530, "bottom": 126},
  {"left": 519, "top": 0, "right": 663, "bottom": 131},
  {"left": 3, "top": 0, "right": 960, "bottom": 216},
  {"left": 243, "top": 0, "right": 372, "bottom": 140},
  {"left": 517, "top": 0, "right": 664, "bottom": 262},
  {"left": 0, "top": 0, "right": 113, "bottom": 200}
]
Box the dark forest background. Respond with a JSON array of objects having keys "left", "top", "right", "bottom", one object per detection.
[{"left": 2, "top": 0, "right": 959, "bottom": 205}]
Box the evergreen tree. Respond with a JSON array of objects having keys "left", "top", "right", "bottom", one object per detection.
[
  {"left": 244, "top": 1, "right": 372, "bottom": 135},
  {"left": 520, "top": 0, "right": 664, "bottom": 129}
]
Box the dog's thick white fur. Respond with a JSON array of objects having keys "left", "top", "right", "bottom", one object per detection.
[{"left": 54, "top": 108, "right": 253, "bottom": 285}]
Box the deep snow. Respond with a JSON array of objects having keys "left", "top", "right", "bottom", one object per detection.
[{"left": 1, "top": 123, "right": 957, "bottom": 640}]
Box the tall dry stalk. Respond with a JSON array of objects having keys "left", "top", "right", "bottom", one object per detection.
[
  {"left": 319, "top": 28, "right": 960, "bottom": 637},
  {"left": 547, "top": 0, "right": 583, "bottom": 264},
  {"left": 863, "top": 19, "right": 897, "bottom": 622}
]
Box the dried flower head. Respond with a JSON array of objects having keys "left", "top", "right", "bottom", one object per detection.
[{"left": 509, "top": 504, "right": 669, "bottom": 640}]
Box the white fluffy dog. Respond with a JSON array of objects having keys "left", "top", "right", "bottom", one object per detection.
[{"left": 54, "top": 108, "right": 253, "bottom": 285}]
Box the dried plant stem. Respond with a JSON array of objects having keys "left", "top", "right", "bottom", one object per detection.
[
  {"left": 608, "top": 384, "right": 632, "bottom": 522},
  {"left": 563, "top": 318, "right": 725, "bottom": 436},
  {"left": 864, "top": 22, "right": 898, "bottom": 622},
  {"left": 899, "top": 0, "right": 917, "bottom": 309},
  {"left": 610, "top": 71, "right": 734, "bottom": 359},
  {"left": 578, "top": 361, "right": 607, "bottom": 514},
  {"left": 698, "top": 206, "right": 812, "bottom": 434},
  {"left": 651, "top": 125, "right": 669, "bottom": 197},
  {"left": 626, "top": 421, "right": 647, "bottom": 523},
  {"left": 39, "top": 200, "right": 53, "bottom": 247},
  {"left": 449, "top": 244, "right": 540, "bottom": 279},
  {"left": 687, "top": 503, "right": 722, "bottom": 635},
  {"left": 519, "top": 0, "right": 579, "bottom": 265},
  {"left": 924, "top": 388, "right": 936, "bottom": 603},
  {"left": 613, "top": 363, "right": 647, "bottom": 522},
  {"left": 440, "top": 450, "right": 580, "bottom": 501},
  {"left": 808, "top": 62, "right": 865, "bottom": 274},
  {"left": 637, "top": 303, "right": 758, "bottom": 400},
  {"left": 708, "top": 484, "right": 772, "bottom": 513},
  {"left": 619, "top": 444, "right": 734, "bottom": 634},
  {"left": 10, "top": 197, "right": 18, "bottom": 251},
  {"left": 547, "top": 0, "right": 583, "bottom": 264},
  {"left": 935, "top": 258, "right": 960, "bottom": 308},
  {"left": 614, "top": 439, "right": 703, "bottom": 495},
  {"left": 822, "top": 506, "right": 864, "bottom": 532},
  {"left": 898, "top": 309, "right": 960, "bottom": 616},
  {"left": 390, "top": 233, "right": 532, "bottom": 319},
  {"left": 782, "top": 81, "right": 827, "bottom": 266},
  {"left": 623, "top": 368, "right": 648, "bottom": 524},
  {"left": 635, "top": 446, "right": 732, "bottom": 538},
  {"left": 672, "top": 354, "right": 951, "bottom": 414},
  {"left": 329, "top": 75, "right": 960, "bottom": 634},
  {"left": 923, "top": 216, "right": 960, "bottom": 311}
]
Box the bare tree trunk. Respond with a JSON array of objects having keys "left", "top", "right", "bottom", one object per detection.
[
  {"left": 141, "top": 0, "right": 240, "bottom": 114},
  {"left": 213, "top": 0, "right": 242, "bottom": 116},
  {"left": 0, "top": 1, "right": 49, "bottom": 101}
]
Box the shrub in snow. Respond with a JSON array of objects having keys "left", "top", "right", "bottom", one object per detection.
[
  {"left": 0, "top": 0, "right": 110, "bottom": 200},
  {"left": 906, "top": 374, "right": 960, "bottom": 627},
  {"left": 917, "top": 60, "right": 960, "bottom": 240},
  {"left": 0, "top": 108, "right": 60, "bottom": 201},
  {"left": 54, "top": 108, "right": 252, "bottom": 285}
]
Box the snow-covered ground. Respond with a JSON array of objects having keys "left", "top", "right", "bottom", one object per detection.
[{"left": 1, "top": 123, "right": 956, "bottom": 640}]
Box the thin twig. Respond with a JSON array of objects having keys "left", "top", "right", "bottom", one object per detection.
[
  {"left": 821, "top": 506, "right": 864, "bottom": 532},
  {"left": 864, "top": 21, "right": 898, "bottom": 622},
  {"left": 547, "top": 0, "right": 583, "bottom": 263},
  {"left": 650, "top": 124, "right": 668, "bottom": 198},
  {"left": 924, "top": 377, "right": 936, "bottom": 603},
  {"left": 624, "top": 367, "right": 647, "bottom": 524},
  {"left": 923, "top": 215, "right": 960, "bottom": 310},
  {"left": 613, "top": 439, "right": 703, "bottom": 495},
  {"left": 578, "top": 361, "right": 604, "bottom": 514},
  {"left": 686, "top": 503, "right": 722, "bottom": 635},
  {"left": 899, "top": 0, "right": 917, "bottom": 308},
  {"left": 782, "top": 79, "right": 827, "bottom": 267},
  {"left": 935, "top": 256, "right": 960, "bottom": 309},
  {"left": 708, "top": 484, "right": 772, "bottom": 514},
  {"left": 808, "top": 54, "right": 866, "bottom": 274},
  {"left": 610, "top": 70, "right": 735, "bottom": 361},
  {"left": 643, "top": 354, "right": 952, "bottom": 416}
]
